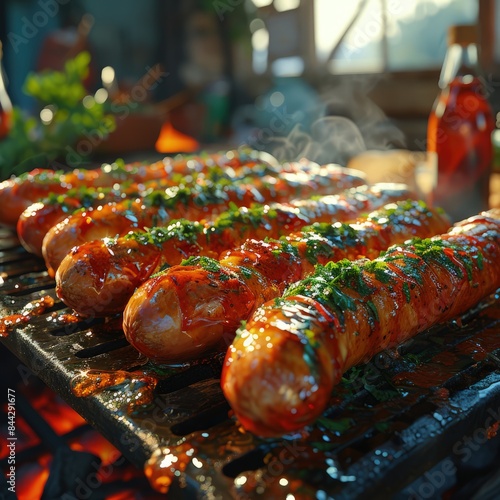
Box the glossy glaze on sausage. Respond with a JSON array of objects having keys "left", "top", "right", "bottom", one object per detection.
[
  {"left": 57, "top": 184, "right": 413, "bottom": 316},
  {"left": 221, "top": 210, "right": 500, "bottom": 436},
  {"left": 16, "top": 185, "right": 146, "bottom": 256},
  {"left": 0, "top": 149, "right": 281, "bottom": 228},
  {"left": 14, "top": 152, "right": 296, "bottom": 254},
  {"left": 43, "top": 166, "right": 366, "bottom": 276},
  {"left": 122, "top": 199, "right": 450, "bottom": 364}
]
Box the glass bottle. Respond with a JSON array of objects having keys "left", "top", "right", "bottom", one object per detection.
[
  {"left": 0, "top": 40, "right": 12, "bottom": 139},
  {"left": 427, "top": 25, "right": 494, "bottom": 222}
]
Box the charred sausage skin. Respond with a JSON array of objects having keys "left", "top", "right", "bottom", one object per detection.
[{"left": 221, "top": 210, "right": 500, "bottom": 436}]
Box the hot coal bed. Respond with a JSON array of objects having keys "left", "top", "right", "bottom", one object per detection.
[{"left": 1, "top": 227, "right": 500, "bottom": 499}]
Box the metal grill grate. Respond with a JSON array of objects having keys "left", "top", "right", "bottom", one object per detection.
[{"left": 1, "top": 228, "right": 500, "bottom": 498}]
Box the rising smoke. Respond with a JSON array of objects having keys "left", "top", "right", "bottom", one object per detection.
[{"left": 245, "top": 76, "right": 407, "bottom": 166}]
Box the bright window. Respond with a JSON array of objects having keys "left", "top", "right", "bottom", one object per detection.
[{"left": 314, "top": 0, "right": 479, "bottom": 73}]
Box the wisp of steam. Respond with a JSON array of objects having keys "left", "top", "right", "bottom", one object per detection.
[{"left": 246, "top": 77, "right": 407, "bottom": 166}]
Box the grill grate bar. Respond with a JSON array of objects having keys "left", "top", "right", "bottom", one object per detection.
[
  {"left": 0, "top": 233, "right": 23, "bottom": 251},
  {"left": 1, "top": 261, "right": 47, "bottom": 279},
  {"left": 170, "top": 400, "right": 232, "bottom": 436},
  {"left": 75, "top": 338, "right": 131, "bottom": 358},
  {"left": 4, "top": 281, "right": 59, "bottom": 296},
  {"left": 0, "top": 271, "right": 51, "bottom": 293},
  {"left": 0, "top": 246, "right": 29, "bottom": 264},
  {"left": 154, "top": 353, "right": 225, "bottom": 394}
]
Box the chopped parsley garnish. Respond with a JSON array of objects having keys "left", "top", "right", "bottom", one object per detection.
[
  {"left": 283, "top": 236, "right": 482, "bottom": 326},
  {"left": 367, "top": 199, "right": 432, "bottom": 226},
  {"left": 181, "top": 256, "right": 222, "bottom": 273},
  {"left": 270, "top": 240, "right": 299, "bottom": 258},
  {"left": 45, "top": 186, "right": 116, "bottom": 211},
  {"left": 125, "top": 221, "right": 203, "bottom": 246},
  {"left": 300, "top": 222, "right": 359, "bottom": 264},
  {"left": 402, "top": 282, "right": 411, "bottom": 303},
  {"left": 213, "top": 203, "right": 277, "bottom": 231}
]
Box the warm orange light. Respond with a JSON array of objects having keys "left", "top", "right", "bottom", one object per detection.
[
  {"left": 70, "top": 432, "right": 120, "bottom": 467},
  {"left": 155, "top": 121, "right": 199, "bottom": 154},
  {"left": 8, "top": 385, "right": 151, "bottom": 498},
  {"left": 18, "top": 463, "right": 50, "bottom": 500},
  {"left": 33, "top": 391, "right": 86, "bottom": 435}
]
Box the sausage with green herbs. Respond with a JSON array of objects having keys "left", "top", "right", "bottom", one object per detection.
[
  {"left": 221, "top": 210, "right": 500, "bottom": 436},
  {"left": 57, "top": 184, "right": 411, "bottom": 316},
  {"left": 46, "top": 165, "right": 366, "bottom": 276},
  {"left": 122, "top": 199, "right": 449, "bottom": 363}
]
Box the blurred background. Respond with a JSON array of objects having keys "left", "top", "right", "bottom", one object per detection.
[{"left": 1, "top": 0, "right": 500, "bottom": 167}]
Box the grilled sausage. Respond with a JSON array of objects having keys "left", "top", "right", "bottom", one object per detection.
[
  {"left": 16, "top": 185, "right": 145, "bottom": 256},
  {"left": 122, "top": 199, "right": 449, "bottom": 363},
  {"left": 221, "top": 210, "right": 500, "bottom": 436},
  {"left": 13, "top": 151, "right": 288, "bottom": 253},
  {"left": 0, "top": 168, "right": 99, "bottom": 227},
  {"left": 0, "top": 149, "right": 280, "bottom": 228},
  {"left": 43, "top": 167, "right": 366, "bottom": 276},
  {"left": 57, "top": 184, "right": 412, "bottom": 316}
]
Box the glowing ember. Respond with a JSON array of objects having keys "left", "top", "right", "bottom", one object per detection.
[
  {"left": 31, "top": 389, "right": 86, "bottom": 436},
  {"left": 1, "top": 371, "right": 164, "bottom": 499},
  {"left": 71, "top": 369, "right": 158, "bottom": 412},
  {"left": 155, "top": 121, "right": 199, "bottom": 154},
  {"left": 144, "top": 443, "right": 195, "bottom": 493},
  {"left": 0, "top": 296, "right": 55, "bottom": 337},
  {"left": 70, "top": 432, "right": 119, "bottom": 467},
  {"left": 17, "top": 463, "right": 50, "bottom": 500}
]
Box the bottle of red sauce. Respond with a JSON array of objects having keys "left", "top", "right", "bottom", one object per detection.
[
  {"left": 427, "top": 25, "right": 494, "bottom": 222},
  {"left": 0, "top": 40, "right": 12, "bottom": 139}
]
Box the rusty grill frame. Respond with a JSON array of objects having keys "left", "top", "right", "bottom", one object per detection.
[{"left": 1, "top": 227, "right": 500, "bottom": 498}]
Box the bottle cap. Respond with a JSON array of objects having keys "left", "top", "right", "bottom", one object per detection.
[{"left": 448, "top": 25, "right": 478, "bottom": 46}]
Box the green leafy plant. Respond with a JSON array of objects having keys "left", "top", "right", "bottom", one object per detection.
[{"left": 0, "top": 52, "right": 115, "bottom": 180}]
